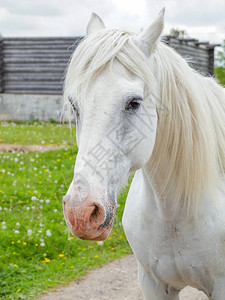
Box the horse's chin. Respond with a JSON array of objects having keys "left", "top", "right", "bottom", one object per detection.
[{"left": 72, "top": 227, "right": 112, "bottom": 241}]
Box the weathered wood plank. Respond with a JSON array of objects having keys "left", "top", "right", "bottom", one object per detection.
[
  {"left": 3, "top": 44, "right": 76, "bottom": 51},
  {"left": 4, "top": 74, "right": 63, "bottom": 81},
  {"left": 3, "top": 89, "right": 62, "bottom": 95},
  {"left": 2, "top": 49, "right": 73, "bottom": 55},
  {"left": 4, "top": 83, "right": 63, "bottom": 88},
  {"left": 4, "top": 66, "right": 66, "bottom": 73},
  {"left": 3, "top": 58, "right": 69, "bottom": 64},
  {"left": 0, "top": 39, "right": 3, "bottom": 93}
]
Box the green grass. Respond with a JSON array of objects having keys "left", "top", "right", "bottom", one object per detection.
[
  {"left": 0, "top": 121, "right": 76, "bottom": 146},
  {"left": 0, "top": 122, "right": 131, "bottom": 299}
]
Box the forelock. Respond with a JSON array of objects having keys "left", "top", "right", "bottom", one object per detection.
[{"left": 63, "top": 28, "right": 156, "bottom": 118}]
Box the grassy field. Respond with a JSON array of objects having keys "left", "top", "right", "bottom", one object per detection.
[
  {"left": 0, "top": 122, "right": 131, "bottom": 300},
  {"left": 0, "top": 121, "right": 76, "bottom": 146}
]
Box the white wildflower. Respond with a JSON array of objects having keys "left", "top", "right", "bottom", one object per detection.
[
  {"left": 97, "top": 241, "right": 104, "bottom": 246},
  {"left": 40, "top": 242, "right": 45, "bottom": 247},
  {"left": 27, "top": 229, "right": 32, "bottom": 236},
  {"left": 46, "top": 229, "right": 52, "bottom": 237},
  {"left": 14, "top": 230, "right": 20, "bottom": 234},
  {"left": 45, "top": 199, "right": 50, "bottom": 204},
  {"left": 16, "top": 222, "right": 20, "bottom": 226}
]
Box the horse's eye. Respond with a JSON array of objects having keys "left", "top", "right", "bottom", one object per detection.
[
  {"left": 126, "top": 98, "right": 142, "bottom": 112},
  {"left": 129, "top": 100, "right": 141, "bottom": 109}
]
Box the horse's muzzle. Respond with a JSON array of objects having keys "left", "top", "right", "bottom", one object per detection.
[{"left": 63, "top": 194, "right": 116, "bottom": 241}]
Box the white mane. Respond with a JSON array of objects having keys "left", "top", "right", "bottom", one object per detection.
[
  {"left": 150, "top": 44, "right": 225, "bottom": 212},
  {"left": 63, "top": 29, "right": 225, "bottom": 212}
]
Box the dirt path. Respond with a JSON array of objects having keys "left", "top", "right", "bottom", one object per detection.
[
  {"left": 38, "top": 255, "right": 208, "bottom": 300},
  {"left": 0, "top": 144, "right": 64, "bottom": 152}
]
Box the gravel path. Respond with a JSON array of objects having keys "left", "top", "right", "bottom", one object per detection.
[{"left": 38, "top": 255, "right": 209, "bottom": 300}]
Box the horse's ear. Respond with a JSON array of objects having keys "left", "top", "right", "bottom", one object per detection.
[
  {"left": 86, "top": 12, "right": 105, "bottom": 35},
  {"left": 136, "top": 8, "right": 165, "bottom": 55}
]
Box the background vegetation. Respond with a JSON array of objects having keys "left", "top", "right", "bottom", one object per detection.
[{"left": 215, "top": 40, "right": 225, "bottom": 86}]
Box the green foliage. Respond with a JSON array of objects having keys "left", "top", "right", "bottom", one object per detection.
[
  {"left": 215, "top": 40, "right": 225, "bottom": 86},
  {"left": 0, "top": 122, "right": 131, "bottom": 299},
  {"left": 216, "top": 40, "right": 225, "bottom": 68},
  {"left": 214, "top": 66, "right": 225, "bottom": 86},
  {"left": 170, "top": 28, "right": 187, "bottom": 39}
]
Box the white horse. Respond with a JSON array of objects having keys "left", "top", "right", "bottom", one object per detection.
[{"left": 62, "top": 9, "right": 225, "bottom": 299}]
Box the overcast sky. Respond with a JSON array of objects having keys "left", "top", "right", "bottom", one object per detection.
[{"left": 0, "top": 0, "right": 224, "bottom": 43}]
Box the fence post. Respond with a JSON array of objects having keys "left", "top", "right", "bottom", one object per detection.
[{"left": 0, "top": 38, "right": 3, "bottom": 93}]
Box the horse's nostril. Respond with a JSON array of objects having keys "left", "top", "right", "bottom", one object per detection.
[
  {"left": 63, "top": 195, "right": 70, "bottom": 203},
  {"left": 90, "top": 205, "right": 100, "bottom": 223}
]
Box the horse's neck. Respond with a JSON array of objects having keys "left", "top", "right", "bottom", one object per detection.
[
  {"left": 139, "top": 162, "right": 225, "bottom": 228},
  {"left": 141, "top": 163, "right": 180, "bottom": 221},
  {"left": 139, "top": 156, "right": 202, "bottom": 224}
]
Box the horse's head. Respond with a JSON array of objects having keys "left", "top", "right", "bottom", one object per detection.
[{"left": 63, "top": 10, "right": 165, "bottom": 240}]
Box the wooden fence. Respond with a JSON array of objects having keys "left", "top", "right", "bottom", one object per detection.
[{"left": 0, "top": 36, "right": 217, "bottom": 95}]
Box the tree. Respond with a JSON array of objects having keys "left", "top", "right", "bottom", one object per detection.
[
  {"left": 215, "top": 40, "right": 225, "bottom": 67},
  {"left": 170, "top": 28, "right": 187, "bottom": 39},
  {"left": 215, "top": 40, "right": 225, "bottom": 86}
]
